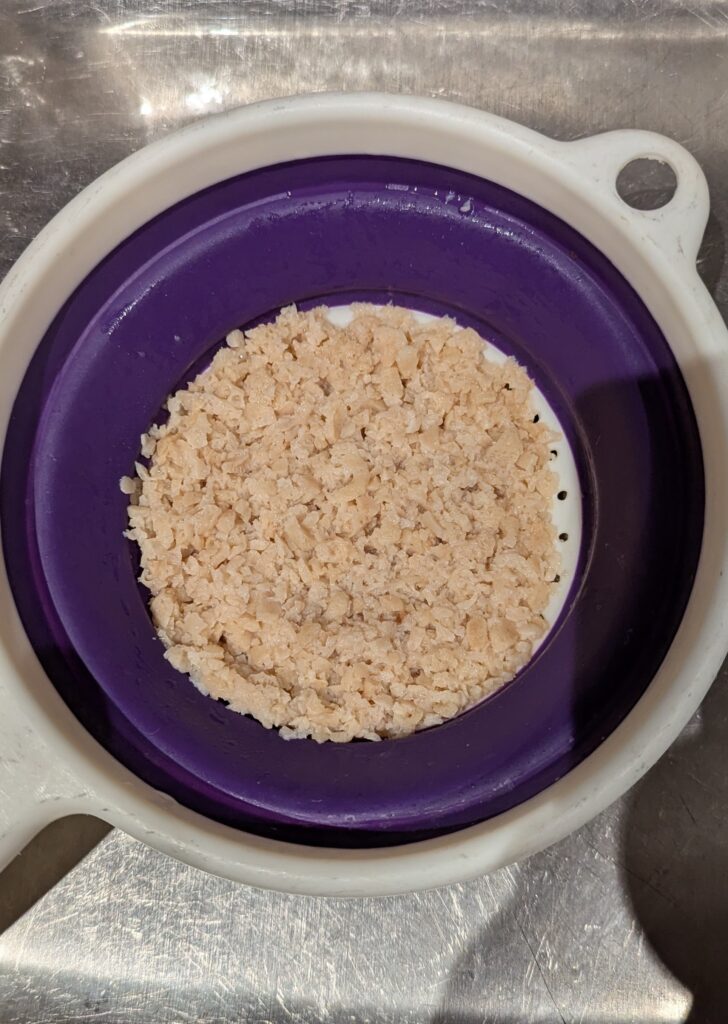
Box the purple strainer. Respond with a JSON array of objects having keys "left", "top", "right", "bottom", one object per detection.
[{"left": 0, "top": 154, "right": 703, "bottom": 848}]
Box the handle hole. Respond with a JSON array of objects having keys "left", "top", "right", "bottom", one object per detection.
[{"left": 616, "top": 158, "right": 678, "bottom": 211}]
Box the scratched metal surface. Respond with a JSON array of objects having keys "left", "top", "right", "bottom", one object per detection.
[{"left": 1, "top": 1, "right": 728, "bottom": 1021}]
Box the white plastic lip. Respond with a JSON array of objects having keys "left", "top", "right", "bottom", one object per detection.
[{"left": 0, "top": 93, "right": 725, "bottom": 897}]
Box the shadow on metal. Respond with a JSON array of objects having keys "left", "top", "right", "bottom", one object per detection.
[{"left": 0, "top": 816, "right": 110, "bottom": 935}]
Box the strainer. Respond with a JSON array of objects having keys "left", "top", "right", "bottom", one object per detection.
[{"left": 0, "top": 94, "right": 724, "bottom": 895}]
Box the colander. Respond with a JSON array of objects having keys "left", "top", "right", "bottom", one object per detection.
[{"left": 0, "top": 94, "right": 724, "bottom": 896}]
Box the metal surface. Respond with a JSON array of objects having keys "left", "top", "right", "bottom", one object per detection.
[{"left": 1, "top": 0, "right": 727, "bottom": 1020}]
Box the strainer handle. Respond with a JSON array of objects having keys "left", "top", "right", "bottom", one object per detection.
[
  {"left": 0, "top": 672, "right": 88, "bottom": 871},
  {"left": 557, "top": 130, "right": 710, "bottom": 265}
]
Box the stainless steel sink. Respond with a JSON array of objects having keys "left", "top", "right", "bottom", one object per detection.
[{"left": 1, "top": 2, "right": 727, "bottom": 1020}]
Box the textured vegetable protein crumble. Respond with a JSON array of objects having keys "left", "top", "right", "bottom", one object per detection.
[{"left": 123, "top": 305, "right": 561, "bottom": 742}]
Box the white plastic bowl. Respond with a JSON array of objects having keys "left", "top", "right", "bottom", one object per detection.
[{"left": 0, "top": 93, "right": 726, "bottom": 896}]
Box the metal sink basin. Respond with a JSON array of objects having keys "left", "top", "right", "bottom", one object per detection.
[{"left": 1, "top": 1, "right": 727, "bottom": 1019}]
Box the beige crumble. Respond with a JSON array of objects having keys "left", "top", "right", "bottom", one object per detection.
[{"left": 122, "top": 304, "right": 560, "bottom": 743}]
